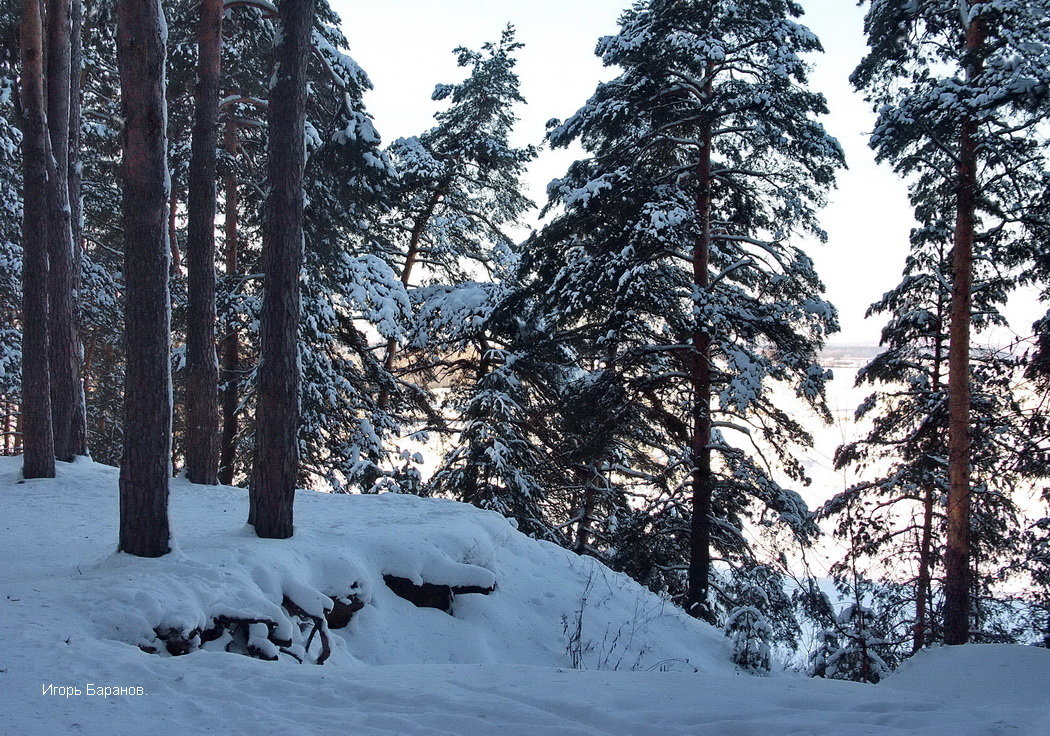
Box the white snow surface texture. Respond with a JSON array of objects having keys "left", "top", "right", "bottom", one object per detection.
[{"left": 0, "top": 456, "right": 1047, "bottom": 735}]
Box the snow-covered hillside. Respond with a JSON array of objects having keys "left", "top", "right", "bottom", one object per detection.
[{"left": 1, "top": 457, "right": 1047, "bottom": 735}]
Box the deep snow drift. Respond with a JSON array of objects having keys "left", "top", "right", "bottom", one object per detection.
[{"left": 1, "top": 456, "right": 1047, "bottom": 736}]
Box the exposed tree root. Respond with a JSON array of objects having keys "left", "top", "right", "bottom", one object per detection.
[{"left": 147, "top": 586, "right": 363, "bottom": 665}]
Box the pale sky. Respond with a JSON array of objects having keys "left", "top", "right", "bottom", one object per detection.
[{"left": 332, "top": 0, "right": 1033, "bottom": 348}]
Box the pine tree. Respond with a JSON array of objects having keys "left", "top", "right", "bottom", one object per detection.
[
  {"left": 826, "top": 220, "right": 1044, "bottom": 651},
  {"left": 68, "top": 0, "right": 83, "bottom": 288},
  {"left": 853, "top": 0, "right": 1050, "bottom": 645},
  {"left": 183, "top": 0, "right": 224, "bottom": 485},
  {"left": 249, "top": 0, "right": 315, "bottom": 537},
  {"left": 88, "top": 0, "right": 399, "bottom": 492},
  {"left": 1, "top": 12, "right": 24, "bottom": 456},
  {"left": 116, "top": 0, "right": 172, "bottom": 557},
  {"left": 295, "top": 5, "right": 402, "bottom": 492},
  {"left": 197, "top": 0, "right": 273, "bottom": 484},
  {"left": 377, "top": 27, "right": 536, "bottom": 435},
  {"left": 388, "top": 29, "right": 596, "bottom": 529},
  {"left": 1025, "top": 256, "right": 1050, "bottom": 644},
  {"left": 3, "top": 11, "right": 20, "bottom": 453},
  {"left": 75, "top": 0, "right": 125, "bottom": 466},
  {"left": 19, "top": 0, "right": 56, "bottom": 479},
  {"left": 525, "top": 0, "right": 842, "bottom": 623},
  {"left": 1032, "top": 306, "right": 1050, "bottom": 381},
  {"left": 1023, "top": 507, "right": 1050, "bottom": 646},
  {"left": 217, "top": 115, "right": 241, "bottom": 485},
  {"left": 46, "top": 0, "right": 86, "bottom": 462}
]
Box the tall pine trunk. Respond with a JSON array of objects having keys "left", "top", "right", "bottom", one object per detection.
[
  {"left": 914, "top": 486, "right": 937, "bottom": 650},
  {"left": 249, "top": 0, "right": 315, "bottom": 538},
  {"left": 3, "top": 399, "right": 14, "bottom": 454},
  {"left": 117, "top": 0, "right": 172, "bottom": 557},
  {"left": 68, "top": 0, "right": 83, "bottom": 257},
  {"left": 218, "top": 119, "right": 240, "bottom": 486},
  {"left": 20, "top": 0, "right": 56, "bottom": 480},
  {"left": 168, "top": 193, "right": 181, "bottom": 274},
  {"left": 184, "top": 0, "right": 223, "bottom": 485},
  {"left": 913, "top": 292, "right": 947, "bottom": 653},
  {"left": 944, "top": 17, "right": 985, "bottom": 647},
  {"left": 686, "top": 119, "right": 714, "bottom": 619},
  {"left": 574, "top": 466, "right": 599, "bottom": 555},
  {"left": 15, "top": 407, "right": 24, "bottom": 454},
  {"left": 46, "top": 0, "right": 85, "bottom": 461},
  {"left": 68, "top": 0, "right": 87, "bottom": 454}
]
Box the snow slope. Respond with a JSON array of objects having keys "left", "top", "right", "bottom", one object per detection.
[{"left": 1, "top": 456, "right": 1047, "bottom": 735}]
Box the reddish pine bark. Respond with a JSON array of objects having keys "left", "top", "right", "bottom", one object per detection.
[
  {"left": 117, "top": 0, "right": 172, "bottom": 557},
  {"left": 249, "top": 0, "right": 315, "bottom": 538},
  {"left": 3, "top": 399, "right": 14, "bottom": 455},
  {"left": 46, "top": 0, "right": 86, "bottom": 462},
  {"left": 943, "top": 17, "right": 986, "bottom": 647},
  {"left": 218, "top": 119, "right": 240, "bottom": 486},
  {"left": 685, "top": 119, "right": 714, "bottom": 620},
  {"left": 20, "top": 0, "right": 56, "bottom": 480},
  {"left": 184, "top": 0, "right": 223, "bottom": 485},
  {"left": 15, "top": 406, "right": 24, "bottom": 455},
  {"left": 914, "top": 293, "right": 946, "bottom": 653}
]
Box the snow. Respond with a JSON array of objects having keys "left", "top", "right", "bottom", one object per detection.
[
  {"left": 2, "top": 456, "right": 1049, "bottom": 735},
  {"left": 884, "top": 644, "right": 1050, "bottom": 708}
]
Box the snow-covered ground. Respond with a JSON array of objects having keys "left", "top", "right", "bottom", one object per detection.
[{"left": 1, "top": 457, "right": 1047, "bottom": 735}]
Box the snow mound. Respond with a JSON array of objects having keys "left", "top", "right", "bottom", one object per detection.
[
  {"left": 3, "top": 457, "right": 1049, "bottom": 736},
  {"left": 883, "top": 643, "right": 1050, "bottom": 707},
  {"left": 0, "top": 456, "right": 728, "bottom": 672}
]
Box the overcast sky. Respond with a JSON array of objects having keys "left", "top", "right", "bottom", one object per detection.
[{"left": 332, "top": 0, "right": 1032, "bottom": 348}]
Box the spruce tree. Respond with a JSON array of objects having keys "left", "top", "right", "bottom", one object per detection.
[
  {"left": 725, "top": 605, "right": 772, "bottom": 674},
  {"left": 526, "top": 0, "right": 842, "bottom": 622},
  {"left": 821, "top": 601, "right": 893, "bottom": 684},
  {"left": 428, "top": 294, "right": 577, "bottom": 541},
  {"left": 853, "top": 0, "right": 1050, "bottom": 644}
]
